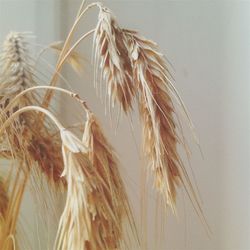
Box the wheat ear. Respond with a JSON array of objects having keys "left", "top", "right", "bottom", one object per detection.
[
  {"left": 123, "top": 29, "right": 195, "bottom": 212},
  {"left": 0, "top": 103, "right": 67, "bottom": 248},
  {"left": 0, "top": 32, "right": 65, "bottom": 187},
  {"left": 55, "top": 129, "right": 95, "bottom": 250},
  {"left": 82, "top": 109, "right": 137, "bottom": 249},
  {"left": 93, "top": 7, "right": 135, "bottom": 113},
  {"left": 55, "top": 128, "right": 130, "bottom": 249}
]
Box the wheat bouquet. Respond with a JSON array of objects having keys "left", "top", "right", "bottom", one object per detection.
[{"left": 0, "top": 1, "right": 205, "bottom": 249}]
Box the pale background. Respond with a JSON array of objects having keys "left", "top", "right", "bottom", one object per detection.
[{"left": 1, "top": 0, "right": 250, "bottom": 249}]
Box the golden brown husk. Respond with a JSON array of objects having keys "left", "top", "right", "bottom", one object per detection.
[
  {"left": 0, "top": 2, "right": 204, "bottom": 248},
  {"left": 124, "top": 29, "right": 184, "bottom": 210},
  {"left": 55, "top": 144, "right": 93, "bottom": 250},
  {"left": 56, "top": 116, "right": 135, "bottom": 250},
  {"left": 0, "top": 32, "right": 65, "bottom": 187},
  {"left": 82, "top": 110, "right": 135, "bottom": 249},
  {"left": 94, "top": 7, "right": 135, "bottom": 113}
]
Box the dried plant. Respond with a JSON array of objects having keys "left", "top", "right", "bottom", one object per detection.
[
  {"left": 82, "top": 109, "right": 136, "bottom": 249},
  {"left": 0, "top": 170, "right": 28, "bottom": 250},
  {"left": 93, "top": 8, "right": 201, "bottom": 215},
  {"left": 123, "top": 30, "right": 184, "bottom": 210},
  {"left": 93, "top": 7, "right": 135, "bottom": 113},
  {"left": 0, "top": 32, "right": 65, "bottom": 187},
  {"left": 0, "top": 1, "right": 206, "bottom": 249},
  {"left": 54, "top": 129, "right": 92, "bottom": 250},
  {"left": 55, "top": 128, "right": 123, "bottom": 250},
  {"left": 0, "top": 178, "right": 8, "bottom": 218}
]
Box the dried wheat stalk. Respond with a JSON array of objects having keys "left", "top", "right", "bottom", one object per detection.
[
  {"left": 0, "top": 1, "right": 205, "bottom": 249},
  {"left": 56, "top": 114, "right": 135, "bottom": 249},
  {"left": 122, "top": 29, "right": 192, "bottom": 211},
  {"left": 0, "top": 32, "right": 65, "bottom": 187},
  {"left": 0, "top": 105, "right": 70, "bottom": 250},
  {"left": 92, "top": 6, "right": 200, "bottom": 213},
  {"left": 0, "top": 177, "right": 8, "bottom": 231},
  {"left": 82, "top": 109, "right": 136, "bottom": 249},
  {"left": 54, "top": 129, "right": 91, "bottom": 250},
  {"left": 94, "top": 7, "right": 135, "bottom": 113}
]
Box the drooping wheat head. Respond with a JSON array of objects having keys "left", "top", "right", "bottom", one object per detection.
[
  {"left": 123, "top": 29, "right": 190, "bottom": 211},
  {"left": 94, "top": 7, "right": 135, "bottom": 113},
  {"left": 55, "top": 111, "right": 136, "bottom": 250},
  {"left": 0, "top": 1, "right": 206, "bottom": 249},
  {"left": 82, "top": 109, "right": 136, "bottom": 249},
  {"left": 0, "top": 32, "right": 65, "bottom": 187}
]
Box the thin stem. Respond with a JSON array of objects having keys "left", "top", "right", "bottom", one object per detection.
[
  {"left": 76, "top": 0, "right": 87, "bottom": 18},
  {"left": 42, "top": 2, "right": 102, "bottom": 109},
  {"left": 57, "top": 2, "right": 101, "bottom": 70},
  {"left": 4, "top": 86, "right": 89, "bottom": 113},
  {"left": 0, "top": 106, "right": 64, "bottom": 137},
  {"left": 57, "top": 29, "right": 95, "bottom": 72}
]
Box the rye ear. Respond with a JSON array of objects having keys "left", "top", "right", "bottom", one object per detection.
[
  {"left": 93, "top": 7, "right": 135, "bottom": 113},
  {"left": 124, "top": 29, "right": 201, "bottom": 214}
]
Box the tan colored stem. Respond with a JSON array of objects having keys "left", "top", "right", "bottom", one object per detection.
[
  {"left": 42, "top": 2, "right": 102, "bottom": 109},
  {"left": 3, "top": 86, "right": 89, "bottom": 113},
  {"left": 0, "top": 106, "right": 64, "bottom": 137},
  {"left": 57, "top": 29, "right": 95, "bottom": 72}
]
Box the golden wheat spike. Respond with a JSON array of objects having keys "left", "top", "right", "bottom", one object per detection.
[
  {"left": 0, "top": 32, "right": 65, "bottom": 188},
  {"left": 123, "top": 29, "right": 193, "bottom": 212},
  {"left": 55, "top": 129, "right": 98, "bottom": 250},
  {"left": 94, "top": 7, "right": 135, "bottom": 113},
  {"left": 0, "top": 32, "right": 34, "bottom": 96},
  {"left": 82, "top": 109, "right": 137, "bottom": 249},
  {"left": 55, "top": 121, "right": 133, "bottom": 250}
]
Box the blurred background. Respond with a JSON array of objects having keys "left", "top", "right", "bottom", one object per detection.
[{"left": 1, "top": 0, "right": 250, "bottom": 249}]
